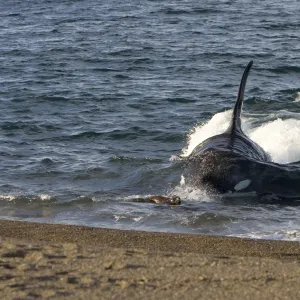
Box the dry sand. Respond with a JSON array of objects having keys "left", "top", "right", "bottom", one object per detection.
[{"left": 0, "top": 220, "right": 300, "bottom": 299}]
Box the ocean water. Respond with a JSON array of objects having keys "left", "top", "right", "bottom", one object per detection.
[{"left": 1, "top": 0, "right": 300, "bottom": 240}]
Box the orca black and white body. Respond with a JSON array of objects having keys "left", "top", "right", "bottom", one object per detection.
[{"left": 185, "top": 61, "right": 300, "bottom": 199}]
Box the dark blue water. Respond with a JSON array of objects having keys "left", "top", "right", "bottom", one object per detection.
[{"left": 1, "top": 0, "right": 300, "bottom": 240}]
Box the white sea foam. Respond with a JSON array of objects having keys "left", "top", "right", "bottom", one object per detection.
[
  {"left": 181, "top": 110, "right": 300, "bottom": 164},
  {"left": 171, "top": 182, "right": 215, "bottom": 202},
  {"left": 182, "top": 110, "right": 232, "bottom": 157},
  {"left": 0, "top": 194, "right": 16, "bottom": 201},
  {"left": 169, "top": 154, "right": 180, "bottom": 161},
  {"left": 250, "top": 118, "right": 300, "bottom": 164},
  {"left": 39, "top": 194, "right": 52, "bottom": 201},
  {"left": 294, "top": 92, "right": 300, "bottom": 102},
  {"left": 230, "top": 229, "right": 300, "bottom": 241},
  {"left": 0, "top": 194, "right": 53, "bottom": 202}
]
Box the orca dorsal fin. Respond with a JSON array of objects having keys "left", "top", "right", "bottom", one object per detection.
[{"left": 227, "top": 60, "right": 253, "bottom": 134}]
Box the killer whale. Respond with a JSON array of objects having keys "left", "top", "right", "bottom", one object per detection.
[
  {"left": 185, "top": 61, "right": 300, "bottom": 200},
  {"left": 137, "top": 61, "right": 300, "bottom": 205}
]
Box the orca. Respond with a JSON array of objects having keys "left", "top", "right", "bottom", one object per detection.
[{"left": 185, "top": 61, "right": 300, "bottom": 201}]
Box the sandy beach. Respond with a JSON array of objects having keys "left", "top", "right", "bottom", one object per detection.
[{"left": 1, "top": 220, "right": 300, "bottom": 299}]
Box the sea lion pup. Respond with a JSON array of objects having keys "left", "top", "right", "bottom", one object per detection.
[{"left": 185, "top": 61, "right": 272, "bottom": 194}]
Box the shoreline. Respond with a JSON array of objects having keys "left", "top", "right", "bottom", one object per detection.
[
  {"left": 1, "top": 220, "right": 300, "bottom": 299},
  {"left": 1, "top": 220, "right": 300, "bottom": 259}
]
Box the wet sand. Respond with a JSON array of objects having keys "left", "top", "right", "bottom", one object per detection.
[{"left": 1, "top": 220, "right": 300, "bottom": 299}]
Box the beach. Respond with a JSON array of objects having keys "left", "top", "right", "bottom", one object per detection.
[{"left": 0, "top": 220, "right": 300, "bottom": 299}]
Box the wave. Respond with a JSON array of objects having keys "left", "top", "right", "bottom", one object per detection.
[
  {"left": 269, "top": 65, "right": 300, "bottom": 74},
  {"left": 181, "top": 110, "right": 300, "bottom": 164},
  {"left": 0, "top": 193, "right": 54, "bottom": 203},
  {"left": 160, "top": 7, "right": 222, "bottom": 15}
]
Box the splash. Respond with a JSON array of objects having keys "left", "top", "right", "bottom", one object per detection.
[
  {"left": 182, "top": 110, "right": 232, "bottom": 157},
  {"left": 181, "top": 110, "right": 300, "bottom": 164},
  {"left": 250, "top": 118, "right": 300, "bottom": 164},
  {"left": 171, "top": 184, "right": 215, "bottom": 202},
  {"left": 170, "top": 175, "right": 216, "bottom": 202},
  {"left": 294, "top": 92, "right": 300, "bottom": 102},
  {"left": 0, "top": 194, "right": 53, "bottom": 202},
  {"left": 0, "top": 195, "right": 16, "bottom": 201}
]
